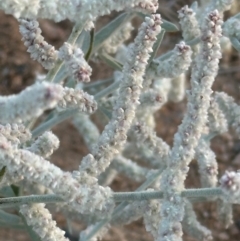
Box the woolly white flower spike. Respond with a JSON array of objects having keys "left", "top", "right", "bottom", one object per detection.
[
  {"left": 79, "top": 14, "right": 162, "bottom": 177},
  {"left": 223, "top": 16, "right": 240, "bottom": 39},
  {"left": 168, "top": 73, "right": 186, "bottom": 103},
  {"left": 20, "top": 204, "right": 69, "bottom": 241},
  {"left": 0, "top": 82, "right": 63, "bottom": 124},
  {"left": 19, "top": 19, "right": 58, "bottom": 69},
  {"left": 133, "top": 122, "right": 170, "bottom": 169},
  {"left": 38, "top": 0, "right": 75, "bottom": 22},
  {"left": 207, "top": 0, "right": 234, "bottom": 14},
  {"left": 73, "top": 113, "right": 100, "bottom": 152},
  {"left": 139, "top": 88, "right": 166, "bottom": 110},
  {"left": 26, "top": 131, "right": 59, "bottom": 158},
  {"left": 148, "top": 42, "right": 192, "bottom": 79},
  {"left": 133, "top": 0, "right": 159, "bottom": 14},
  {"left": 178, "top": 5, "right": 200, "bottom": 42},
  {"left": 57, "top": 87, "right": 97, "bottom": 113},
  {"left": 0, "top": 136, "right": 114, "bottom": 217},
  {"left": 207, "top": 97, "right": 228, "bottom": 136},
  {"left": 0, "top": 0, "right": 158, "bottom": 25},
  {"left": 101, "top": 22, "right": 134, "bottom": 54},
  {"left": 0, "top": 168, "right": 24, "bottom": 189},
  {"left": 0, "top": 123, "right": 31, "bottom": 146},
  {"left": 223, "top": 17, "right": 240, "bottom": 51},
  {"left": 216, "top": 200, "right": 233, "bottom": 228},
  {"left": 195, "top": 138, "right": 218, "bottom": 188},
  {"left": 214, "top": 92, "right": 240, "bottom": 137},
  {"left": 111, "top": 155, "right": 149, "bottom": 182},
  {"left": 0, "top": 0, "right": 40, "bottom": 19},
  {"left": 197, "top": 0, "right": 234, "bottom": 22},
  {"left": 143, "top": 199, "right": 161, "bottom": 240},
  {"left": 137, "top": 88, "right": 166, "bottom": 126},
  {"left": 159, "top": 10, "right": 222, "bottom": 241},
  {"left": 59, "top": 43, "right": 92, "bottom": 83},
  {"left": 220, "top": 171, "right": 240, "bottom": 203},
  {"left": 183, "top": 200, "right": 212, "bottom": 241}
]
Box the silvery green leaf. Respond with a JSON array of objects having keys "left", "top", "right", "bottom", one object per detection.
[
  {"left": 99, "top": 53, "right": 123, "bottom": 71},
  {"left": 233, "top": 12, "right": 240, "bottom": 20},
  {"left": 65, "top": 77, "right": 75, "bottom": 88},
  {"left": 230, "top": 37, "right": 240, "bottom": 52},
  {"left": 161, "top": 20, "right": 179, "bottom": 32},
  {"left": 137, "top": 13, "right": 178, "bottom": 32},
  {"left": 98, "top": 106, "right": 112, "bottom": 120},
  {"left": 81, "top": 31, "right": 91, "bottom": 54},
  {"left": 190, "top": 1, "right": 198, "bottom": 11},
  {"left": 0, "top": 210, "right": 22, "bottom": 225},
  {"left": 0, "top": 186, "right": 16, "bottom": 197},
  {"left": 92, "top": 13, "right": 133, "bottom": 54}
]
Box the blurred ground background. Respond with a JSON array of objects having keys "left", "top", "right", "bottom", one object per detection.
[{"left": 0, "top": 0, "right": 240, "bottom": 240}]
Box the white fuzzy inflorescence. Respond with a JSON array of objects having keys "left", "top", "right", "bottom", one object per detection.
[
  {"left": 220, "top": 171, "right": 240, "bottom": 203},
  {"left": 102, "top": 22, "right": 134, "bottom": 54},
  {"left": 20, "top": 204, "right": 69, "bottom": 241},
  {"left": 159, "top": 10, "right": 223, "bottom": 241},
  {"left": 0, "top": 123, "right": 31, "bottom": 147},
  {"left": 59, "top": 43, "right": 92, "bottom": 83},
  {"left": 26, "top": 131, "right": 59, "bottom": 158},
  {"left": 183, "top": 200, "right": 212, "bottom": 241},
  {"left": 0, "top": 136, "right": 114, "bottom": 217},
  {"left": 149, "top": 42, "right": 192, "bottom": 79},
  {"left": 214, "top": 92, "right": 240, "bottom": 138},
  {"left": 223, "top": 16, "right": 240, "bottom": 39},
  {"left": 0, "top": 82, "right": 63, "bottom": 124},
  {"left": 19, "top": 19, "right": 58, "bottom": 69},
  {"left": 178, "top": 5, "right": 200, "bottom": 42},
  {"left": 57, "top": 87, "right": 97, "bottom": 113},
  {"left": 79, "top": 14, "right": 162, "bottom": 177},
  {"left": 0, "top": 0, "right": 158, "bottom": 25},
  {"left": 195, "top": 138, "right": 218, "bottom": 188}
]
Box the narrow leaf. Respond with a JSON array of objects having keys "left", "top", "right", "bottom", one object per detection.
[
  {"left": 81, "top": 31, "right": 91, "bottom": 54},
  {"left": 11, "top": 185, "right": 20, "bottom": 196},
  {"left": 98, "top": 106, "right": 112, "bottom": 120},
  {"left": 99, "top": 53, "right": 123, "bottom": 71},
  {"left": 0, "top": 186, "right": 16, "bottom": 197},
  {"left": 190, "top": 1, "right": 198, "bottom": 11},
  {"left": 0, "top": 166, "right": 6, "bottom": 182},
  {"left": 230, "top": 37, "right": 240, "bottom": 52},
  {"left": 161, "top": 20, "right": 179, "bottom": 32},
  {"left": 0, "top": 210, "right": 23, "bottom": 225},
  {"left": 85, "top": 28, "right": 95, "bottom": 61}
]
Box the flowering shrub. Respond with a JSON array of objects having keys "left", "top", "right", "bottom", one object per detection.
[{"left": 0, "top": 1, "right": 240, "bottom": 241}]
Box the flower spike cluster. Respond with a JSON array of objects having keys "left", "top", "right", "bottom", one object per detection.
[
  {"left": 20, "top": 204, "right": 69, "bottom": 241},
  {"left": 0, "top": 82, "right": 63, "bottom": 124},
  {"left": 59, "top": 43, "right": 92, "bottom": 83},
  {"left": 0, "top": 1, "right": 240, "bottom": 241},
  {"left": 159, "top": 10, "right": 223, "bottom": 241},
  {"left": 79, "top": 14, "right": 162, "bottom": 176},
  {"left": 19, "top": 19, "right": 58, "bottom": 69}
]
